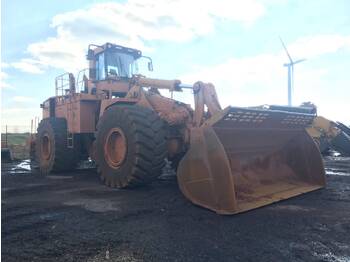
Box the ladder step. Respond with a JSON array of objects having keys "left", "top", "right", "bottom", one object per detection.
[{"left": 67, "top": 133, "right": 74, "bottom": 148}]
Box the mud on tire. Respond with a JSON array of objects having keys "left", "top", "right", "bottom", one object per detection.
[
  {"left": 29, "top": 138, "right": 39, "bottom": 174},
  {"left": 95, "top": 104, "right": 167, "bottom": 188},
  {"left": 35, "top": 118, "right": 77, "bottom": 175}
]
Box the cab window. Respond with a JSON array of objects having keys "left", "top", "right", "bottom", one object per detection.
[{"left": 96, "top": 53, "right": 106, "bottom": 80}]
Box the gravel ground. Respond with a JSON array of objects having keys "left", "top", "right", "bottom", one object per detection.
[{"left": 2, "top": 157, "right": 350, "bottom": 262}]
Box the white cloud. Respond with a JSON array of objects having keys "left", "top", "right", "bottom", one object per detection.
[
  {"left": 1, "top": 62, "right": 10, "bottom": 69},
  {"left": 179, "top": 53, "right": 285, "bottom": 106},
  {"left": 182, "top": 54, "right": 283, "bottom": 88},
  {"left": 0, "top": 71, "right": 13, "bottom": 89},
  {"left": 11, "top": 59, "right": 45, "bottom": 74},
  {"left": 1, "top": 107, "right": 41, "bottom": 132},
  {"left": 12, "top": 96, "right": 35, "bottom": 102},
  {"left": 13, "top": 0, "right": 266, "bottom": 73},
  {"left": 287, "top": 34, "right": 350, "bottom": 59},
  {"left": 0, "top": 82, "right": 12, "bottom": 89},
  {"left": 1, "top": 71, "right": 9, "bottom": 80}
]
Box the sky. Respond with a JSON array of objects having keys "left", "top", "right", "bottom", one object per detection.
[{"left": 1, "top": 0, "right": 350, "bottom": 132}]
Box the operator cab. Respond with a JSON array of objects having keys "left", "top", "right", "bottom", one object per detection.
[{"left": 87, "top": 43, "right": 153, "bottom": 81}]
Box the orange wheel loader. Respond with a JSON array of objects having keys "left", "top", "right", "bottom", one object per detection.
[{"left": 31, "top": 43, "right": 326, "bottom": 214}]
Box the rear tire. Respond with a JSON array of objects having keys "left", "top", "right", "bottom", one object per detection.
[
  {"left": 35, "top": 118, "right": 77, "bottom": 175},
  {"left": 95, "top": 104, "right": 167, "bottom": 188}
]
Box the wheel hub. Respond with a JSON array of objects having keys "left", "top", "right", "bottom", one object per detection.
[
  {"left": 41, "top": 133, "right": 51, "bottom": 160},
  {"left": 104, "top": 128, "right": 127, "bottom": 169}
]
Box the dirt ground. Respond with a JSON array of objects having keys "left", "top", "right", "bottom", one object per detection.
[{"left": 2, "top": 157, "right": 350, "bottom": 262}]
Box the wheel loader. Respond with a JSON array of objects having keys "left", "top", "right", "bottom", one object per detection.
[{"left": 31, "top": 42, "right": 326, "bottom": 214}]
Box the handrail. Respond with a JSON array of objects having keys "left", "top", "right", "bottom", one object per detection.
[
  {"left": 55, "top": 73, "right": 72, "bottom": 97},
  {"left": 76, "top": 68, "right": 89, "bottom": 93}
]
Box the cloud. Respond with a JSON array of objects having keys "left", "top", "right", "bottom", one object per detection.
[
  {"left": 179, "top": 53, "right": 285, "bottom": 106},
  {"left": 12, "top": 0, "right": 266, "bottom": 73},
  {"left": 0, "top": 71, "right": 13, "bottom": 89},
  {"left": 287, "top": 34, "right": 350, "bottom": 59},
  {"left": 11, "top": 59, "right": 45, "bottom": 74},
  {"left": 12, "top": 96, "right": 35, "bottom": 102},
  {"left": 1, "top": 71, "right": 9, "bottom": 80},
  {"left": 0, "top": 82, "right": 12, "bottom": 89},
  {"left": 1, "top": 62, "right": 10, "bottom": 69},
  {"left": 1, "top": 107, "right": 41, "bottom": 132}
]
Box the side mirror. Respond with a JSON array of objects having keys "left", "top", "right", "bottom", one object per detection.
[
  {"left": 148, "top": 61, "right": 153, "bottom": 71},
  {"left": 86, "top": 49, "right": 94, "bottom": 60}
]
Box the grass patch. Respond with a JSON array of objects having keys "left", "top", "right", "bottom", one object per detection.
[
  {"left": 1, "top": 133, "right": 31, "bottom": 160},
  {"left": 1, "top": 133, "right": 30, "bottom": 146}
]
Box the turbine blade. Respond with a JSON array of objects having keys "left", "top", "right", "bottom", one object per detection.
[
  {"left": 293, "top": 58, "right": 307, "bottom": 65},
  {"left": 279, "top": 36, "right": 293, "bottom": 64}
]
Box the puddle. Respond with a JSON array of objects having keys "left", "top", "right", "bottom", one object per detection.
[
  {"left": 63, "top": 198, "right": 119, "bottom": 212},
  {"left": 269, "top": 204, "right": 313, "bottom": 212},
  {"left": 77, "top": 159, "right": 96, "bottom": 170},
  {"left": 47, "top": 175, "right": 73, "bottom": 180},
  {"left": 54, "top": 185, "right": 111, "bottom": 194},
  {"left": 2, "top": 183, "right": 48, "bottom": 193},
  {"left": 87, "top": 248, "right": 143, "bottom": 262},
  {"left": 15, "top": 160, "right": 31, "bottom": 170},
  {"left": 3, "top": 160, "right": 33, "bottom": 175},
  {"left": 324, "top": 156, "right": 350, "bottom": 162},
  {"left": 39, "top": 212, "right": 64, "bottom": 221},
  {"left": 2, "top": 159, "right": 95, "bottom": 176},
  {"left": 324, "top": 156, "right": 350, "bottom": 176},
  {"left": 326, "top": 169, "right": 350, "bottom": 176},
  {"left": 313, "top": 251, "right": 350, "bottom": 262}
]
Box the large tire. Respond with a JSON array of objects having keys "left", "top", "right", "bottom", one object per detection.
[
  {"left": 35, "top": 118, "right": 77, "bottom": 175},
  {"left": 95, "top": 104, "right": 167, "bottom": 188}
]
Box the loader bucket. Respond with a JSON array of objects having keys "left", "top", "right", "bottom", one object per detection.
[{"left": 177, "top": 107, "right": 326, "bottom": 214}]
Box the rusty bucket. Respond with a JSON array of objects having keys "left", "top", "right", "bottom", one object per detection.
[{"left": 177, "top": 107, "right": 326, "bottom": 214}]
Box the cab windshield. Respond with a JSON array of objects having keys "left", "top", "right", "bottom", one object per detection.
[{"left": 96, "top": 51, "right": 138, "bottom": 80}]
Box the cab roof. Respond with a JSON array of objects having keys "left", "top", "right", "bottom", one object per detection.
[{"left": 88, "top": 43, "right": 142, "bottom": 59}]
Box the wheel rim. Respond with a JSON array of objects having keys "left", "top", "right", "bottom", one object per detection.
[
  {"left": 41, "top": 133, "right": 51, "bottom": 160},
  {"left": 104, "top": 128, "right": 127, "bottom": 169}
]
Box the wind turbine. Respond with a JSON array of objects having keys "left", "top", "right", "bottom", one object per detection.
[{"left": 279, "top": 37, "right": 306, "bottom": 106}]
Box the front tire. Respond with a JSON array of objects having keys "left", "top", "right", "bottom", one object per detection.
[{"left": 95, "top": 104, "right": 167, "bottom": 188}]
